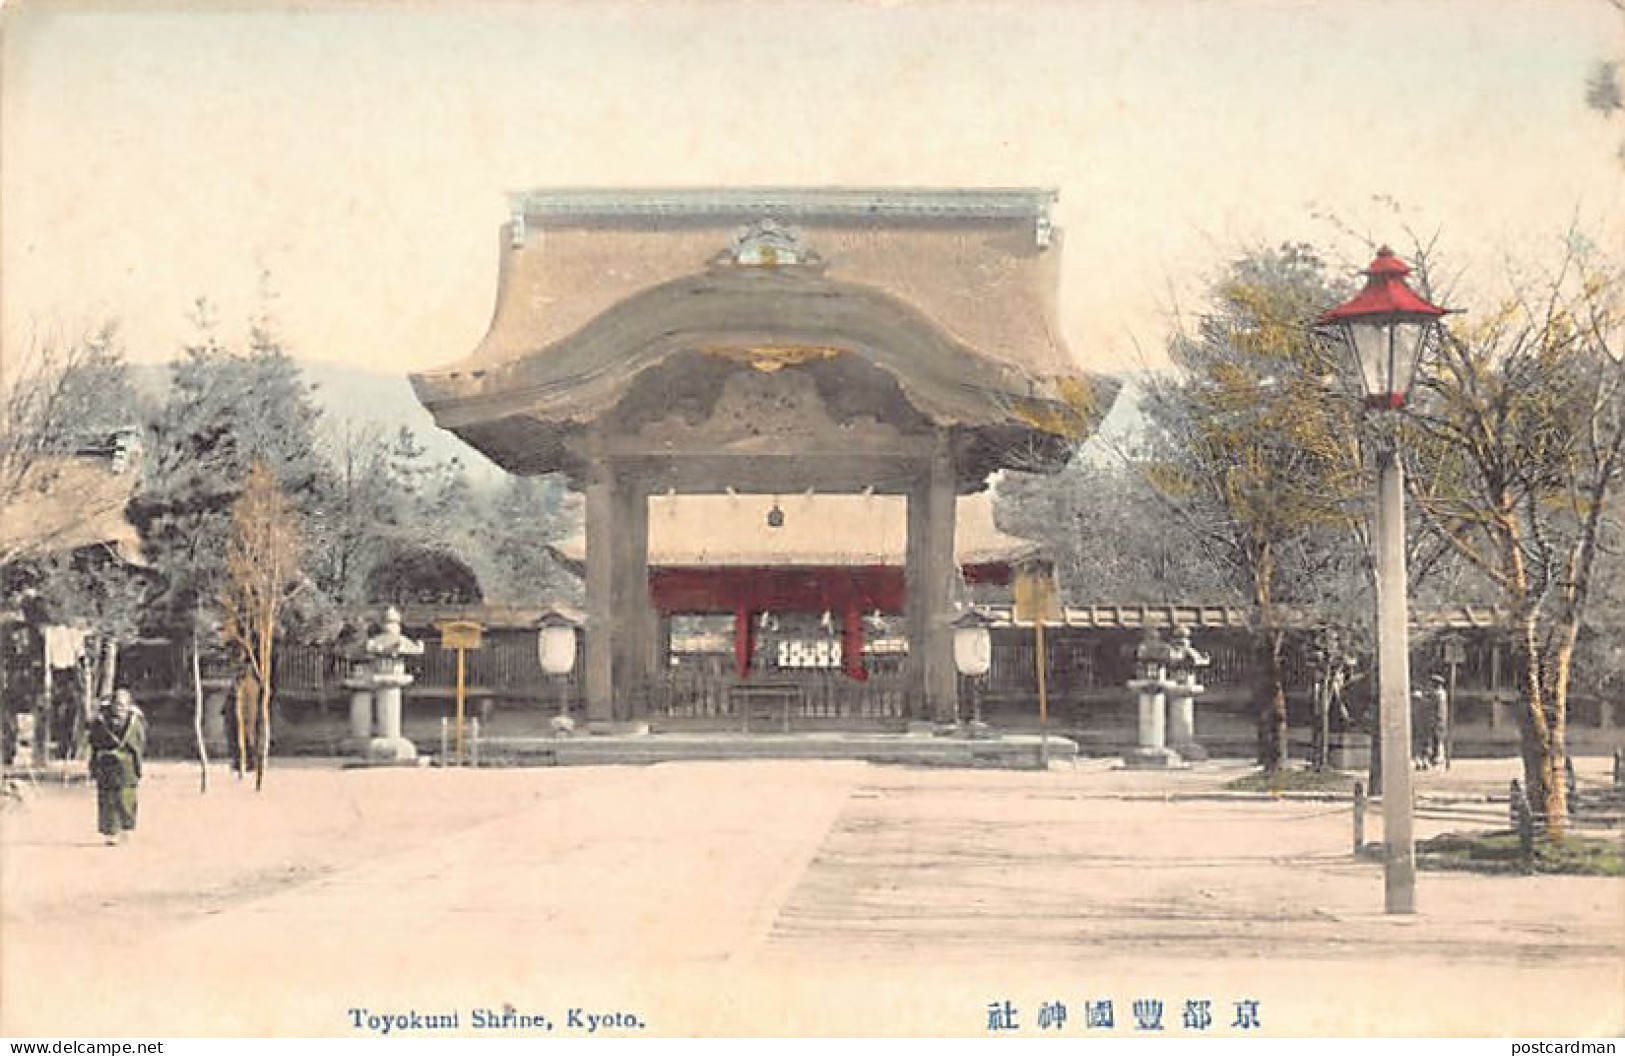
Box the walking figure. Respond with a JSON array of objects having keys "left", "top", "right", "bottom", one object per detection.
[
  {"left": 87, "top": 689, "right": 145, "bottom": 845},
  {"left": 1416, "top": 673, "right": 1449, "bottom": 769}
]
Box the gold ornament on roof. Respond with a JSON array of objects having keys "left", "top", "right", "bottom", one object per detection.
[{"left": 713, "top": 219, "right": 822, "bottom": 269}]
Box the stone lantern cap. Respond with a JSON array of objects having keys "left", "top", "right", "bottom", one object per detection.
[
  {"left": 536, "top": 603, "right": 585, "bottom": 630},
  {"left": 367, "top": 606, "right": 425, "bottom": 659},
  {"left": 1167, "top": 625, "right": 1211, "bottom": 670},
  {"left": 1128, "top": 627, "right": 1173, "bottom": 690},
  {"left": 1134, "top": 627, "right": 1173, "bottom": 664}
]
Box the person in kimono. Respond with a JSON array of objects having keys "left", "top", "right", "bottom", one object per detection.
[{"left": 87, "top": 689, "right": 145, "bottom": 845}]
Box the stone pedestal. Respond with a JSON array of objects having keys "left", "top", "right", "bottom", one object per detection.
[
  {"left": 1124, "top": 678, "right": 1183, "bottom": 769},
  {"left": 341, "top": 666, "right": 375, "bottom": 756},
  {"left": 201, "top": 682, "right": 232, "bottom": 754},
  {"left": 367, "top": 668, "right": 416, "bottom": 762},
  {"left": 348, "top": 685, "right": 374, "bottom": 741},
  {"left": 1167, "top": 682, "right": 1206, "bottom": 761},
  {"left": 1328, "top": 732, "right": 1372, "bottom": 771}
]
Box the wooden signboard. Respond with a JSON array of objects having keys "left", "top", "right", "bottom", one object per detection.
[
  {"left": 1011, "top": 563, "right": 1061, "bottom": 766},
  {"left": 1012, "top": 563, "right": 1062, "bottom": 624},
  {"left": 438, "top": 619, "right": 484, "bottom": 651},
  {"left": 436, "top": 620, "right": 484, "bottom": 762}
]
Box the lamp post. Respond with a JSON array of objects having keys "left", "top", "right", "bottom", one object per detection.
[
  {"left": 952, "top": 608, "right": 994, "bottom": 736},
  {"left": 1318, "top": 246, "right": 1453, "bottom": 915}
]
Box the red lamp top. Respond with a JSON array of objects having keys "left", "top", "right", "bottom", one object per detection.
[{"left": 1318, "top": 247, "right": 1450, "bottom": 325}]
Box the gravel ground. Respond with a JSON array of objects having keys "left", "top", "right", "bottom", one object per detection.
[{"left": 2, "top": 756, "right": 1620, "bottom": 1037}]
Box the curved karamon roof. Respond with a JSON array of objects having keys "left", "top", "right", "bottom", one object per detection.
[{"left": 411, "top": 188, "right": 1116, "bottom": 480}]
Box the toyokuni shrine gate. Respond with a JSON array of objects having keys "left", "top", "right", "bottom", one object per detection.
[{"left": 411, "top": 188, "right": 1113, "bottom": 731}]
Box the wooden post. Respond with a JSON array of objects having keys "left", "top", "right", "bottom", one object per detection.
[
  {"left": 1511, "top": 778, "right": 1535, "bottom": 870},
  {"left": 1353, "top": 780, "right": 1367, "bottom": 854},
  {"left": 1445, "top": 660, "right": 1457, "bottom": 769},
  {"left": 437, "top": 620, "right": 483, "bottom": 765},
  {"left": 1035, "top": 620, "right": 1049, "bottom": 769},
  {"left": 1439, "top": 634, "right": 1465, "bottom": 771},
  {"left": 1014, "top": 562, "right": 1059, "bottom": 769},
  {"left": 34, "top": 656, "right": 51, "bottom": 769},
  {"left": 455, "top": 646, "right": 467, "bottom": 763}
]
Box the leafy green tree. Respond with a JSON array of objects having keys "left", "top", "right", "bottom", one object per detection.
[
  {"left": 1144, "top": 243, "right": 1367, "bottom": 772},
  {"left": 133, "top": 301, "right": 329, "bottom": 629},
  {"left": 481, "top": 473, "right": 579, "bottom": 605},
  {"left": 996, "top": 454, "right": 1230, "bottom": 604},
  {"left": 384, "top": 426, "right": 436, "bottom": 502},
  {"left": 419, "top": 457, "right": 476, "bottom": 545},
  {"left": 309, "top": 422, "right": 410, "bottom": 609},
  {"left": 130, "top": 301, "right": 332, "bottom": 782}
]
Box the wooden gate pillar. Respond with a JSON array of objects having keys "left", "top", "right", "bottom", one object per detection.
[
  {"left": 905, "top": 437, "right": 959, "bottom": 724},
  {"left": 610, "top": 472, "right": 653, "bottom": 721},
  {"left": 584, "top": 466, "right": 615, "bottom": 729}
]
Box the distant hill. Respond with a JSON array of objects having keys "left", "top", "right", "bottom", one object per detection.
[
  {"left": 131, "top": 359, "right": 508, "bottom": 486},
  {"left": 295, "top": 360, "right": 506, "bottom": 483}
]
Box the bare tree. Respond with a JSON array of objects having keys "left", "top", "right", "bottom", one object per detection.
[
  {"left": 220, "top": 461, "right": 304, "bottom": 791},
  {"left": 1408, "top": 237, "right": 1625, "bottom": 831},
  {"left": 0, "top": 323, "right": 134, "bottom": 568}
]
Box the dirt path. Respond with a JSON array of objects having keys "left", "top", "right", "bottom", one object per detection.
[{"left": 2, "top": 758, "right": 1619, "bottom": 1036}]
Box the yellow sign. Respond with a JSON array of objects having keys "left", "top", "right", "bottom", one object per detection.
[
  {"left": 1012, "top": 565, "right": 1062, "bottom": 623},
  {"left": 437, "top": 620, "right": 484, "bottom": 651}
]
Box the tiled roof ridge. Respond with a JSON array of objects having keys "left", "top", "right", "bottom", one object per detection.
[{"left": 508, "top": 186, "right": 1057, "bottom": 223}]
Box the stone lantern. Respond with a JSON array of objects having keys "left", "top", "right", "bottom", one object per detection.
[
  {"left": 538, "top": 606, "right": 582, "bottom": 735},
  {"left": 1164, "top": 625, "right": 1210, "bottom": 761},
  {"left": 952, "top": 607, "right": 995, "bottom": 737},
  {"left": 364, "top": 606, "right": 425, "bottom": 761},
  {"left": 1124, "top": 626, "right": 1182, "bottom": 769}
]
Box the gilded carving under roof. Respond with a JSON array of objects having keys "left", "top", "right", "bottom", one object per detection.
[
  {"left": 634, "top": 369, "right": 908, "bottom": 451},
  {"left": 700, "top": 344, "right": 847, "bottom": 373}
]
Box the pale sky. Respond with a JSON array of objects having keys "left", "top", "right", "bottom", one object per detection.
[{"left": 3, "top": 0, "right": 1622, "bottom": 378}]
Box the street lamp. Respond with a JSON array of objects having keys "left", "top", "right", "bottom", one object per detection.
[
  {"left": 1318, "top": 246, "right": 1453, "bottom": 915},
  {"left": 952, "top": 607, "right": 994, "bottom": 734}
]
